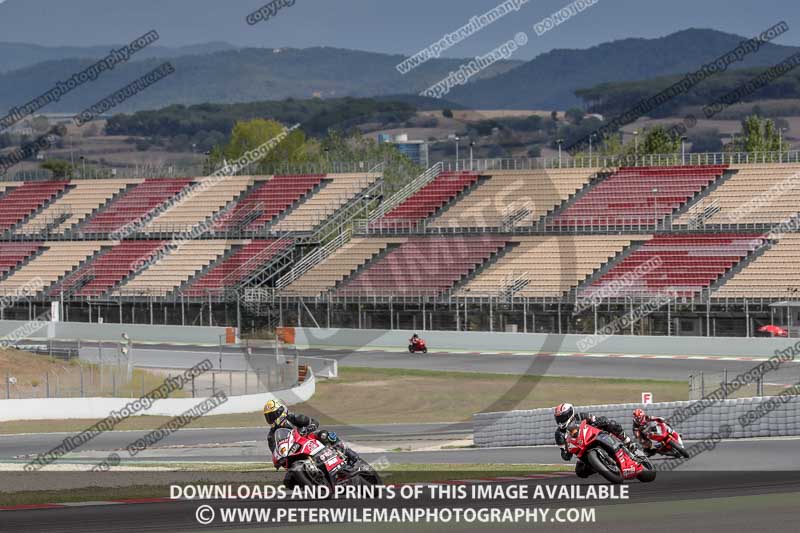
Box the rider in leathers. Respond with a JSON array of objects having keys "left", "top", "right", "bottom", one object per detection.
[
  {"left": 264, "top": 399, "right": 361, "bottom": 466},
  {"left": 554, "top": 403, "right": 635, "bottom": 478}
]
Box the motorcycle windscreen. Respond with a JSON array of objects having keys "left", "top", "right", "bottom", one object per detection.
[{"left": 275, "top": 428, "right": 294, "bottom": 458}]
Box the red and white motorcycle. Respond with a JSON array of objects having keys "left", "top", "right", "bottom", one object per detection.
[
  {"left": 637, "top": 419, "right": 690, "bottom": 459},
  {"left": 272, "top": 427, "right": 381, "bottom": 489},
  {"left": 564, "top": 419, "right": 656, "bottom": 484}
]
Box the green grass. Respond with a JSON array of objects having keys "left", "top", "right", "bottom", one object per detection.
[{"left": 0, "top": 366, "right": 687, "bottom": 434}]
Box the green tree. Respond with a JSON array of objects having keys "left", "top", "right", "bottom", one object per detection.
[
  {"left": 442, "top": 109, "right": 454, "bottom": 118},
  {"left": 40, "top": 159, "right": 74, "bottom": 178},
  {"left": 212, "top": 119, "right": 308, "bottom": 172},
  {"left": 739, "top": 115, "right": 781, "bottom": 153},
  {"left": 565, "top": 107, "right": 585, "bottom": 124},
  {"left": 640, "top": 126, "right": 680, "bottom": 155}
]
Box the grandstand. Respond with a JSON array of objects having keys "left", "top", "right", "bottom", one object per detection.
[{"left": 0, "top": 161, "right": 798, "bottom": 335}]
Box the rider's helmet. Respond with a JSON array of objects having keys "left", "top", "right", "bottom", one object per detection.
[
  {"left": 633, "top": 408, "right": 647, "bottom": 427},
  {"left": 263, "top": 399, "right": 288, "bottom": 428},
  {"left": 554, "top": 403, "right": 575, "bottom": 430}
]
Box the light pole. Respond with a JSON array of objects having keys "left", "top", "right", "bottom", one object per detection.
[
  {"left": 633, "top": 131, "right": 639, "bottom": 162},
  {"left": 556, "top": 139, "right": 563, "bottom": 168},
  {"left": 779, "top": 128, "right": 787, "bottom": 162},
  {"left": 680, "top": 136, "right": 687, "bottom": 165},
  {"left": 588, "top": 133, "right": 596, "bottom": 166},
  {"left": 469, "top": 140, "right": 475, "bottom": 171},
  {"left": 652, "top": 187, "right": 659, "bottom": 228},
  {"left": 454, "top": 136, "right": 460, "bottom": 171},
  {"left": 80, "top": 156, "right": 86, "bottom": 178}
]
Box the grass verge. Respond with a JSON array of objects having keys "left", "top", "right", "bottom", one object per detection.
[{"left": 0, "top": 366, "right": 686, "bottom": 434}]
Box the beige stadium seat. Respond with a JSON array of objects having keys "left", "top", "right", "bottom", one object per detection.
[
  {"left": 0, "top": 241, "right": 105, "bottom": 295},
  {"left": 715, "top": 234, "right": 800, "bottom": 298},
  {"left": 113, "top": 240, "right": 232, "bottom": 296},
  {"left": 283, "top": 237, "right": 406, "bottom": 297},
  {"left": 457, "top": 234, "right": 646, "bottom": 298},
  {"left": 431, "top": 168, "right": 597, "bottom": 228},
  {"left": 675, "top": 163, "right": 800, "bottom": 226},
  {"left": 144, "top": 176, "right": 254, "bottom": 233},
  {"left": 18, "top": 178, "right": 141, "bottom": 235},
  {"left": 271, "top": 173, "right": 381, "bottom": 233}
]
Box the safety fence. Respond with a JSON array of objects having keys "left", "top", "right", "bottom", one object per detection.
[{"left": 473, "top": 396, "right": 800, "bottom": 447}]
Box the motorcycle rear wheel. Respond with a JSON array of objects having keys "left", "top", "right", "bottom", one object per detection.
[{"left": 585, "top": 448, "right": 623, "bottom": 484}]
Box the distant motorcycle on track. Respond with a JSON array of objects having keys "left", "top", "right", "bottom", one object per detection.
[{"left": 408, "top": 336, "right": 428, "bottom": 354}]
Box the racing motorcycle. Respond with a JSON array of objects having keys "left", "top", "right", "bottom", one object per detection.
[
  {"left": 408, "top": 337, "right": 428, "bottom": 354},
  {"left": 564, "top": 419, "right": 656, "bottom": 484},
  {"left": 638, "top": 419, "right": 690, "bottom": 459},
  {"left": 272, "top": 427, "right": 382, "bottom": 489}
]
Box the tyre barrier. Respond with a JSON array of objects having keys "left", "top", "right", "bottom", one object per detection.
[{"left": 473, "top": 395, "right": 800, "bottom": 447}]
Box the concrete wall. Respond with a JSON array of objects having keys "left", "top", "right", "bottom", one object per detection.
[
  {"left": 0, "top": 371, "right": 315, "bottom": 422},
  {"left": 294, "top": 327, "right": 792, "bottom": 357},
  {"left": 0, "top": 320, "right": 234, "bottom": 345},
  {"left": 473, "top": 396, "right": 800, "bottom": 447}
]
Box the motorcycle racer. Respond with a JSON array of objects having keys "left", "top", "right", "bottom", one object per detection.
[
  {"left": 554, "top": 403, "right": 635, "bottom": 478},
  {"left": 632, "top": 408, "right": 668, "bottom": 456},
  {"left": 263, "top": 399, "right": 361, "bottom": 465}
]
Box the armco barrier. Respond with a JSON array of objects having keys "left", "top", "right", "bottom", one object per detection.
[
  {"left": 294, "top": 327, "right": 792, "bottom": 358},
  {"left": 0, "top": 370, "right": 315, "bottom": 422},
  {"left": 0, "top": 320, "right": 235, "bottom": 345},
  {"left": 473, "top": 396, "right": 800, "bottom": 447}
]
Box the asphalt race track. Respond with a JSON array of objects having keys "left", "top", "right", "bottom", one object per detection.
[
  {"left": 2, "top": 471, "right": 799, "bottom": 533},
  {"left": 77, "top": 343, "right": 800, "bottom": 384}
]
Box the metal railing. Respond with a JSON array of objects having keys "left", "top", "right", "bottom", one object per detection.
[
  {"left": 440, "top": 150, "right": 800, "bottom": 172},
  {"left": 276, "top": 228, "right": 352, "bottom": 290},
  {"left": 368, "top": 161, "right": 443, "bottom": 222}
]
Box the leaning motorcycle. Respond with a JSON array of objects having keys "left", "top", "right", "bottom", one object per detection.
[
  {"left": 272, "top": 427, "right": 382, "bottom": 489},
  {"left": 639, "top": 420, "right": 690, "bottom": 459},
  {"left": 564, "top": 420, "right": 656, "bottom": 484}
]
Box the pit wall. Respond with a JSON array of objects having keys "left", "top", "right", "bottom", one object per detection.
[
  {"left": 0, "top": 320, "right": 235, "bottom": 345},
  {"left": 472, "top": 396, "right": 800, "bottom": 447},
  {"left": 0, "top": 371, "right": 315, "bottom": 422},
  {"left": 293, "top": 327, "right": 793, "bottom": 357}
]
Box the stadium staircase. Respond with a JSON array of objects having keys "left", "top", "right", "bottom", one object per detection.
[
  {"left": 364, "top": 162, "right": 442, "bottom": 226},
  {"left": 77, "top": 178, "right": 195, "bottom": 235},
  {"left": 335, "top": 236, "right": 509, "bottom": 297},
  {"left": 580, "top": 234, "right": 764, "bottom": 299},
  {"left": 212, "top": 175, "right": 327, "bottom": 233},
  {"left": 425, "top": 174, "right": 491, "bottom": 227},
  {"left": 668, "top": 167, "right": 739, "bottom": 227},
  {"left": 368, "top": 170, "right": 480, "bottom": 230},
  {"left": 547, "top": 165, "right": 728, "bottom": 228},
  {"left": 542, "top": 170, "right": 615, "bottom": 224},
  {"left": 449, "top": 240, "right": 519, "bottom": 296},
  {"left": 570, "top": 238, "right": 652, "bottom": 302},
  {"left": 2, "top": 181, "right": 73, "bottom": 234},
  {"left": 67, "top": 181, "right": 140, "bottom": 235},
  {"left": 0, "top": 243, "right": 45, "bottom": 282},
  {"left": 708, "top": 235, "right": 773, "bottom": 295}
]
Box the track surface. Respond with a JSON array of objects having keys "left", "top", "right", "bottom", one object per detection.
[
  {"left": 78, "top": 344, "right": 800, "bottom": 384},
  {"left": 2, "top": 472, "right": 798, "bottom": 532}
]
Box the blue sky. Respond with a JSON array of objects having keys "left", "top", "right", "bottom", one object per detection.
[{"left": 0, "top": 0, "right": 797, "bottom": 59}]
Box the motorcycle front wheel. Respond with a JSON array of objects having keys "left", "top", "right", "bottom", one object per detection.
[
  {"left": 670, "top": 442, "right": 690, "bottom": 459},
  {"left": 636, "top": 458, "right": 657, "bottom": 483},
  {"left": 285, "top": 460, "right": 332, "bottom": 493},
  {"left": 585, "top": 448, "right": 624, "bottom": 484}
]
